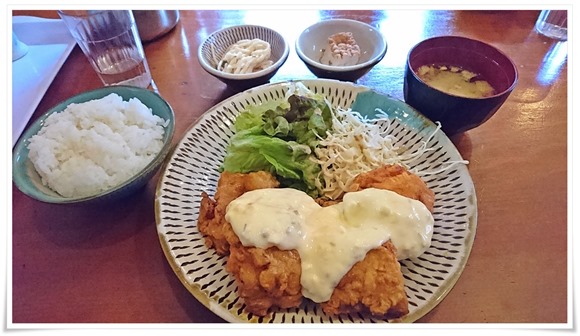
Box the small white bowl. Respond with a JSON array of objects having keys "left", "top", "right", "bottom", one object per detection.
[
  {"left": 296, "top": 19, "right": 387, "bottom": 82},
  {"left": 198, "top": 24, "right": 290, "bottom": 90}
]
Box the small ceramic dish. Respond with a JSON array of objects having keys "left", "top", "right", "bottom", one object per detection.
[
  {"left": 198, "top": 24, "right": 290, "bottom": 90},
  {"left": 12, "top": 85, "right": 175, "bottom": 204},
  {"left": 295, "top": 19, "right": 387, "bottom": 82}
]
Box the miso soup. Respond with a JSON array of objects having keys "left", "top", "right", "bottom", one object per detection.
[{"left": 416, "top": 64, "right": 495, "bottom": 98}]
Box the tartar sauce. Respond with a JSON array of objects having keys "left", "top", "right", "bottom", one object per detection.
[{"left": 225, "top": 187, "right": 434, "bottom": 303}]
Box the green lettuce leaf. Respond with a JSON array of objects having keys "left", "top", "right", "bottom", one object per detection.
[
  {"left": 234, "top": 99, "right": 290, "bottom": 131},
  {"left": 222, "top": 86, "right": 332, "bottom": 197},
  {"left": 234, "top": 108, "right": 264, "bottom": 131},
  {"left": 285, "top": 94, "right": 333, "bottom": 149},
  {"left": 222, "top": 129, "right": 321, "bottom": 196},
  {"left": 263, "top": 107, "right": 290, "bottom": 137}
]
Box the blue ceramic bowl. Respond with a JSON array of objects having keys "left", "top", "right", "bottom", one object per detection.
[{"left": 12, "top": 86, "right": 175, "bottom": 204}]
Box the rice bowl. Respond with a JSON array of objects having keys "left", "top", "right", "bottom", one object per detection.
[
  {"left": 27, "top": 93, "right": 167, "bottom": 198},
  {"left": 13, "top": 85, "right": 175, "bottom": 204}
]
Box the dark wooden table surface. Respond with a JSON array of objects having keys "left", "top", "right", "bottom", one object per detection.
[{"left": 11, "top": 9, "right": 568, "bottom": 324}]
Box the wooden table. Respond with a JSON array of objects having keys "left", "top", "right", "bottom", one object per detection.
[{"left": 11, "top": 9, "right": 568, "bottom": 324}]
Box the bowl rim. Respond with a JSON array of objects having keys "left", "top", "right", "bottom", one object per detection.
[
  {"left": 295, "top": 18, "right": 388, "bottom": 73},
  {"left": 197, "top": 24, "right": 290, "bottom": 81},
  {"left": 12, "top": 85, "right": 176, "bottom": 204},
  {"left": 406, "top": 35, "right": 519, "bottom": 99}
]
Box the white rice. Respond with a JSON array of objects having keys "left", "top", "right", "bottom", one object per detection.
[{"left": 27, "top": 93, "right": 168, "bottom": 198}]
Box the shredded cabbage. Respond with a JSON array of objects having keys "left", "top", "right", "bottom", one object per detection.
[{"left": 313, "top": 107, "right": 469, "bottom": 199}]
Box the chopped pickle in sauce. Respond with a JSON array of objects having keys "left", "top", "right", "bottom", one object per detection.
[{"left": 416, "top": 64, "right": 495, "bottom": 98}]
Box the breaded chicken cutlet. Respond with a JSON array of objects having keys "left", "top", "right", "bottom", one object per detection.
[
  {"left": 197, "top": 164, "right": 435, "bottom": 318},
  {"left": 348, "top": 164, "right": 435, "bottom": 212},
  {"left": 199, "top": 171, "right": 279, "bottom": 255}
]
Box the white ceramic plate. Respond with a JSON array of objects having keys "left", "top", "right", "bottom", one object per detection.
[
  {"left": 155, "top": 79, "right": 477, "bottom": 323},
  {"left": 12, "top": 16, "right": 76, "bottom": 147}
]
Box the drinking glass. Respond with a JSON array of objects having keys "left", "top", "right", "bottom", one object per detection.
[
  {"left": 535, "top": 10, "right": 567, "bottom": 41},
  {"left": 58, "top": 10, "right": 152, "bottom": 88}
]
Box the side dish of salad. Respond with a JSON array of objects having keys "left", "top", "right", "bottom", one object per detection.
[
  {"left": 222, "top": 83, "right": 331, "bottom": 197},
  {"left": 221, "top": 82, "right": 467, "bottom": 200}
]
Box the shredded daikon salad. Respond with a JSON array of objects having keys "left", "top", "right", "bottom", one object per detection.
[
  {"left": 214, "top": 38, "right": 273, "bottom": 74},
  {"left": 313, "top": 107, "right": 469, "bottom": 200}
]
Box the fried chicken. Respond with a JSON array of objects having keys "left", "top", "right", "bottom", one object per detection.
[
  {"left": 317, "top": 164, "right": 433, "bottom": 318},
  {"left": 198, "top": 171, "right": 279, "bottom": 255},
  {"left": 198, "top": 164, "right": 434, "bottom": 318},
  {"left": 321, "top": 241, "right": 408, "bottom": 318},
  {"left": 226, "top": 246, "right": 303, "bottom": 316},
  {"left": 226, "top": 239, "right": 408, "bottom": 318},
  {"left": 348, "top": 164, "right": 435, "bottom": 212}
]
